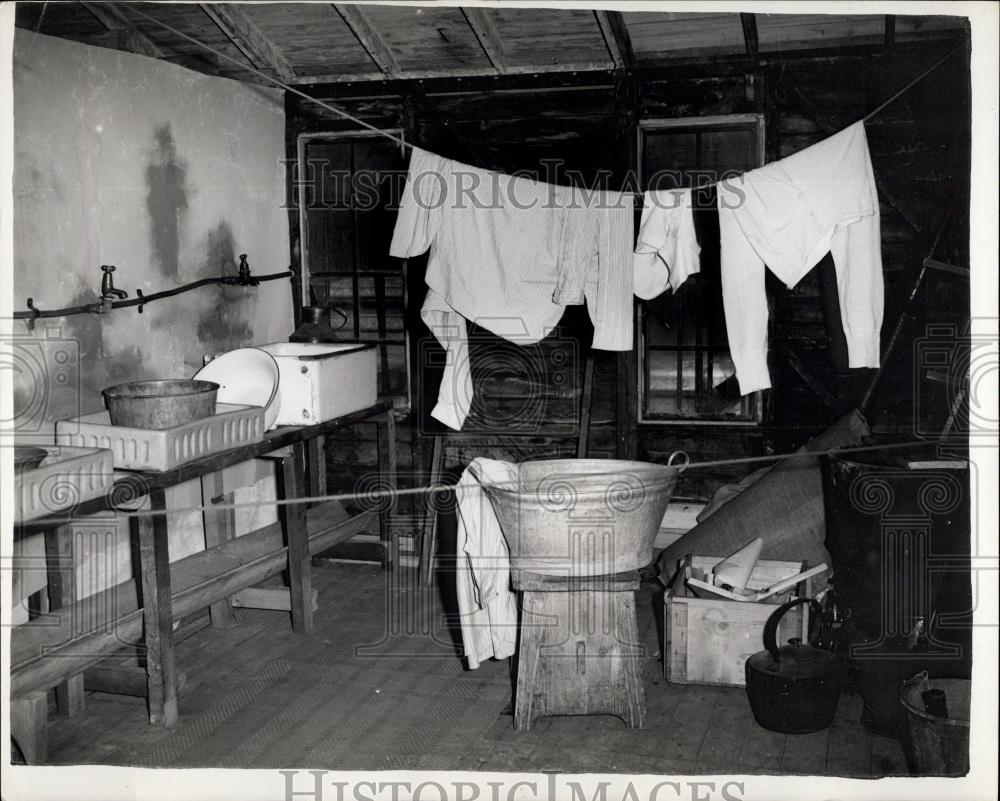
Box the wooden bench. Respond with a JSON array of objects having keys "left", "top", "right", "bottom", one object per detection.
[{"left": 10, "top": 401, "right": 397, "bottom": 762}]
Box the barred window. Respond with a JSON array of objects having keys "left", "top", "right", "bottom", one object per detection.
[{"left": 638, "top": 115, "right": 765, "bottom": 424}]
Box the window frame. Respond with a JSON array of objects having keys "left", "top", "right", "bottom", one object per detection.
[
  {"left": 636, "top": 114, "right": 766, "bottom": 427},
  {"left": 295, "top": 130, "right": 413, "bottom": 411}
]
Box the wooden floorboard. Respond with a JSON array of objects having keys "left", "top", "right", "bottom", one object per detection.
[
  {"left": 38, "top": 564, "right": 909, "bottom": 776},
  {"left": 780, "top": 727, "right": 830, "bottom": 775},
  {"left": 697, "top": 686, "right": 752, "bottom": 773}
]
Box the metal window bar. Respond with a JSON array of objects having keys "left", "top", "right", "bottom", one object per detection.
[{"left": 637, "top": 116, "right": 764, "bottom": 425}]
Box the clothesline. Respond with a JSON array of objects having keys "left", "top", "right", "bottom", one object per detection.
[
  {"left": 42, "top": 438, "right": 944, "bottom": 523},
  {"left": 124, "top": 6, "right": 942, "bottom": 426},
  {"left": 128, "top": 6, "right": 965, "bottom": 198}
]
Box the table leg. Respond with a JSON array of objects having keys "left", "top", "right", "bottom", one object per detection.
[
  {"left": 377, "top": 410, "right": 398, "bottom": 571},
  {"left": 54, "top": 674, "right": 86, "bottom": 719},
  {"left": 276, "top": 444, "right": 313, "bottom": 634},
  {"left": 306, "top": 434, "right": 327, "bottom": 504},
  {"left": 134, "top": 488, "right": 179, "bottom": 726},
  {"left": 200, "top": 471, "right": 237, "bottom": 628},
  {"left": 420, "top": 435, "right": 445, "bottom": 586},
  {"left": 10, "top": 691, "right": 48, "bottom": 764},
  {"left": 44, "top": 525, "right": 86, "bottom": 718},
  {"left": 43, "top": 525, "right": 74, "bottom": 611}
]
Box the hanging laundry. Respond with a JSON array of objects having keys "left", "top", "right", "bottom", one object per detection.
[
  {"left": 389, "top": 146, "right": 637, "bottom": 429},
  {"left": 633, "top": 188, "right": 701, "bottom": 298},
  {"left": 717, "top": 121, "right": 884, "bottom": 394},
  {"left": 453, "top": 457, "right": 519, "bottom": 670}
]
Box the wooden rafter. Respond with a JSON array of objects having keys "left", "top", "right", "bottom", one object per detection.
[
  {"left": 740, "top": 13, "right": 759, "bottom": 63},
  {"left": 333, "top": 3, "right": 400, "bottom": 79},
  {"left": 80, "top": 2, "right": 162, "bottom": 58},
  {"left": 594, "top": 10, "right": 634, "bottom": 71},
  {"left": 294, "top": 60, "right": 622, "bottom": 86},
  {"left": 200, "top": 3, "right": 294, "bottom": 80},
  {"left": 461, "top": 7, "right": 506, "bottom": 75}
]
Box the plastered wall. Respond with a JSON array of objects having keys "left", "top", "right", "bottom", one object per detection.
[{"left": 10, "top": 31, "right": 294, "bottom": 620}]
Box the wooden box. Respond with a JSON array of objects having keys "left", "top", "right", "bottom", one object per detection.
[{"left": 663, "top": 555, "right": 812, "bottom": 687}]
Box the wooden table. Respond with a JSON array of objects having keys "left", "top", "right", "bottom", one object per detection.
[{"left": 11, "top": 401, "right": 397, "bottom": 755}]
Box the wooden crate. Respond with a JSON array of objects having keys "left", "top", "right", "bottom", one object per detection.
[{"left": 663, "top": 555, "right": 812, "bottom": 687}]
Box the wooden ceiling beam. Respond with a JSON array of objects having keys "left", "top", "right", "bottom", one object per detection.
[
  {"left": 594, "top": 10, "right": 634, "bottom": 71},
  {"left": 80, "top": 2, "right": 162, "bottom": 58},
  {"left": 333, "top": 3, "right": 401, "bottom": 79},
  {"left": 293, "top": 61, "right": 619, "bottom": 87},
  {"left": 461, "top": 7, "right": 507, "bottom": 75},
  {"left": 291, "top": 33, "right": 967, "bottom": 94},
  {"left": 740, "top": 13, "right": 760, "bottom": 63},
  {"left": 200, "top": 3, "right": 295, "bottom": 80}
]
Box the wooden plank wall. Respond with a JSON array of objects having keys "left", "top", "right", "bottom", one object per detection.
[{"left": 285, "top": 36, "right": 971, "bottom": 518}]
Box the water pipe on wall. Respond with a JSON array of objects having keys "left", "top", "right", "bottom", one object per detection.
[{"left": 15, "top": 254, "right": 294, "bottom": 330}]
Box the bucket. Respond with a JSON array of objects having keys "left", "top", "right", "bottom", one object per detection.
[
  {"left": 900, "top": 671, "right": 970, "bottom": 776},
  {"left": 103, "top": 379, "right": 219, "bottom": 429},
  {"left": 482, "top": 456, "right": 685, "bottom": 576},
  {"left": 852, "top": 641, "right": 961, "bottom": 738}
]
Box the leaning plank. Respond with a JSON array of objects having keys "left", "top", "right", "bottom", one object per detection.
[
  {"left": 658, "top": 410, "right": 869, "bottom": 576},
  {"left": 10, "top": 503, "right": 373, "bottom": 695}
]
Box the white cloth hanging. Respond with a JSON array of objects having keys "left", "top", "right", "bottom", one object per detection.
[
  {"left": 717, "top": 121, "right": 884, "bottom": 394},
  {"left": 389, "top": 147, "right": 636, "bottom": 429},
  {"left": 454, "top": 457, "right": 519, "bottom": 670},
  {"left": 633, "top": 187, "right": 701, "bottom": 298}
]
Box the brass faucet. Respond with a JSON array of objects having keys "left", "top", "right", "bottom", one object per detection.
[{"left": 100, "top": 265, "right": 128, "bottom": 301}]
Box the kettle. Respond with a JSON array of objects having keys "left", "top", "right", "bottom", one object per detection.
[
  {"left": 745, "top": 597, "right": 841, "bottom": 734},
  {"left": 290, "top": 306, "right": 341, "bottom": 343}
]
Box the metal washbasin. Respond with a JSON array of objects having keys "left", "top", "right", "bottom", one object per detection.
[
  {"left": 482, "top": 457, "right": 686, "bottom": 576},
  {"left": 102, "top": 379, "right": 220, "bottom": 429}
]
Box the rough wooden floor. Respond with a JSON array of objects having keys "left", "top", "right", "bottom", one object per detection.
[{"left": 44, "top": 563, "right": 907, "bottom": 775}]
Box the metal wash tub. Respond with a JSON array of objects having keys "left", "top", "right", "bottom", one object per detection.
[{"left": 482, "top": 456, "right": 687, "bottom": 577}]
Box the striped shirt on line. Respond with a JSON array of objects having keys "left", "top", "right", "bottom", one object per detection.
[{"left": 389, "top": 146, "right": 637, "bottom": 430}]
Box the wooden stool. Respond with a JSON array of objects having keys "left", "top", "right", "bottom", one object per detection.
[{"left": 511, "top": 570, "right": 645, "bottom": 730}]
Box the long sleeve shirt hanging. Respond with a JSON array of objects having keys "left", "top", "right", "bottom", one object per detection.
[
  {"left": 717, "top": 121, "right": 884, "bottom": 394},
  {"left": 389, "top": 147, "right": 636, "bottom": 430}
]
